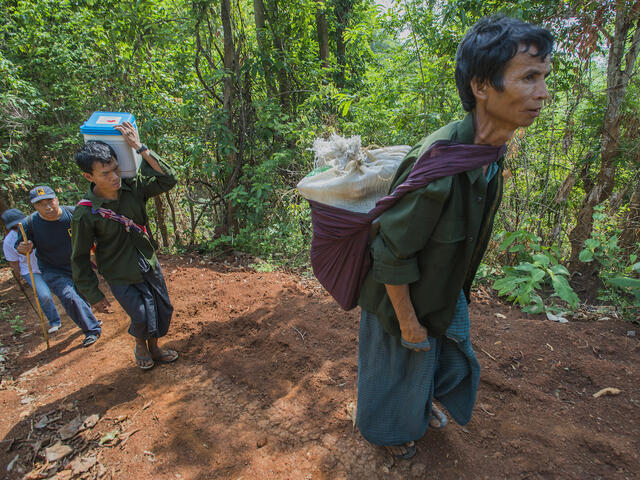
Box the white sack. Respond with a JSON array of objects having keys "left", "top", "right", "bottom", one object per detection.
[{"left": 297, "top": 134, "right": 411, "bottom": 213}]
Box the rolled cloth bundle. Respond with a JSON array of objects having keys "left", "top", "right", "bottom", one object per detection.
[{"left": 305, "top": 140, "right": 507, "bottom": 310}]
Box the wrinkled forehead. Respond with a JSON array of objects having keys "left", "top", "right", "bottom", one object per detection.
[{"left": 506, "top": 45, "right": 552, "bottom": 73}]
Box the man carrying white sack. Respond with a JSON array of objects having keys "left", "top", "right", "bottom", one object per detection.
[{"left": 355, "top": 15, "right": 553, "bottom": 459}]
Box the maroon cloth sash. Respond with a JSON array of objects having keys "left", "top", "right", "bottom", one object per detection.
[{"left": 308, "top": 140, "right": 506, "bottom": 310}]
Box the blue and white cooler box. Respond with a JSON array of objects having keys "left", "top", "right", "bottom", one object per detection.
[{"left": 80, "top": 112, "right": 142, "bottom": 178}]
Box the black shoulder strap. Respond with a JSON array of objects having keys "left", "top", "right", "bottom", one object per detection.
[{"left": 26, "top": 213, "right": 35, "bottom": 242}]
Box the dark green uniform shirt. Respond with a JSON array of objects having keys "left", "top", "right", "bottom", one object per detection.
[
  {"left": 71, "top": 152, "right": 177, "bottom": 305},
  {"left": 358, "top": 114, "right": 504, "bottom": 338}
]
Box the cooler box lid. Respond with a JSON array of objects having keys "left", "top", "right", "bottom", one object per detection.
[{"left": 80, "top": 111, "right": 137, "bottom": 135}]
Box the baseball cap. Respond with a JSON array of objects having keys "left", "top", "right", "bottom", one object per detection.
[
  {"left": 1, "top": 208, "right": 26, "bottom": 230},
  {"left": 29, "top": 185, "right": 57, "bottom": 203}
]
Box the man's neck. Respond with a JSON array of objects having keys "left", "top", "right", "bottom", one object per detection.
[
  {"left": 92, "top": 184, "right": 119, "bottom": 201},
  {"left": 472, "top": 109, "right": 514, "bottom": 146}
]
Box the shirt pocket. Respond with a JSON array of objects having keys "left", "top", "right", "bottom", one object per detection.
[{"left": 430, "top": 219, "right": 467, "bottom": 244}]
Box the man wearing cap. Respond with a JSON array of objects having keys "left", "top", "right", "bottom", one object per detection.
[
  {"left": 16, "top": 186, "right": 102, "bottom": 347},
  {"left": 2, "top": 208, "right": 62, "bottom": 333}
]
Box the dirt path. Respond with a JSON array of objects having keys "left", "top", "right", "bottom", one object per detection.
[{"left": 1, "top": 255, "right": 639, "bottom": 479}]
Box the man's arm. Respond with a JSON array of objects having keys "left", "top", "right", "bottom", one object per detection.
[
  {"left": 114, "top": 121, "right": 177, "bottom": 199},
  {"left": 370, "top": 180, "right": 451, "bottom": 349},
  {"left": 70, "top": 212, "right": 105, "bottom": 306},
  {"left": 385, "top": 284, "right": 429, "bottom": 350}
]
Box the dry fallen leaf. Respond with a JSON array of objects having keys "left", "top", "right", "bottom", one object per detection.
[
  {"left": 58, "top": 416, "right": 84, "bottom": 440},
  {"left": 345, "top": 402, "right": 356, "bottom": 428},
  {"left": 593, "top": 387, "right": 621, "bottom": 398},
  {"left": 68, "top": 455, "right": 98, "bottom": 475},
  {"left": 494, "top": 313, "right": 506, "bottom": 319},
  {"left": 45, "top": 441, "right": 73, "bottom": 462},
  {"left": 99, "top": 428, "right": 121, "bottom": 446},
  {"left": 83, "top": 414, "right": 100, "bottom": 429}
]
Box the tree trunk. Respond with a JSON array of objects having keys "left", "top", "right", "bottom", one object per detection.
[
  {"left": 253, "top": 0, "right": 277, "bottom": 96},
  {"left": 568, "top": 4, "right": 640, "bottom": 272},
  {"left": 221, "top": 0, "right": 239, "bottom": 231},
  {"left": 164, "top": 191, "right": 181, "bottom": 247},
  {"left": 333, "top": 0, "right": 353, "bottom": 88},
  {"left": 620, "top": 177, "right": 640, "bottom": 253},
  {"left": 315, "top": 0, "right": 329, "bottom": 70},
  {"left": 153, "top": 195, "right": 169, "bottom": 248}
]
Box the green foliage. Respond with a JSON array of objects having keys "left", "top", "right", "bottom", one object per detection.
[
  {"left": 579, "top": 206, "right": 640, "bottom": 311},
  {"left": 0, "top": 306, "right": 25, "bottom": 336},
  {"left": 1, "top": 0, "right": 639, "bottom": 322},
  {"left": 493, "top": 226, "right": 579, "bottom": 314}
]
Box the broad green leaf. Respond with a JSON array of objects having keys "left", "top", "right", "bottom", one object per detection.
[
  {"left": 530, "top": 268, "right": 546, "bottom": 283},
  {"left": 606, "top": 277, "right": 640, "bottom": 289},
  {"left": 514, "top": 263, "right": 535, "bottom": 272},
  {"left": 579, "top": 249, "right": 594, "bottom": 263},
  {"left": 551, "top": 276, "right": 579, "bottom": 308},
  {"left": 551, "top": 264, "right": 570, "bottom": 276},
  {"left": 532, "top": 254, "right": 550, "bottom": 266}
]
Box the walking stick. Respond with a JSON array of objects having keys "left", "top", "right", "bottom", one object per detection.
[
  {"left": 17, "top": 223, "right": 50, "bottom": 350},
  {"left": 10, "top": 270, "right": 39, "bottom": 317}
]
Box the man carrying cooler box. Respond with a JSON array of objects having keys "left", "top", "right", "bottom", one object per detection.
[{"left": 71, "top": 121, "right": 178, "bottom": 370}]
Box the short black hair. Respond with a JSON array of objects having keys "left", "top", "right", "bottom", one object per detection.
[
  {"left": 75, "top": 141, "right": 118, "bottom": 174},
  {"left": 455, "top": 15, "right": 554, "bottom": 112}
]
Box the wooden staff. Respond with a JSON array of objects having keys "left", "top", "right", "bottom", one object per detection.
[{"left": 17, "top": 223, "right": 50, "bottom": 350}]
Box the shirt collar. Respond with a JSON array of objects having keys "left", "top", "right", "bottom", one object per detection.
[
  {"left": 85, "top": 181, "right": 130, "bottom": 208},
  {"left": 456, "top": 113, "right": 475, "bottom": 144}
]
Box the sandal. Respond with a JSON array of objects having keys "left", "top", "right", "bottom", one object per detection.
[
  {"left": 134, "top": 345, "right": 154, "bottom": 370},
  {"left": 150, "top": 349, "right": 178, "bottom": 364},
  {"left": 384, "top": 441, "right": 416, "bottom": 459},
  {"left": 429, "top": 404, "right": 448, "bottom": 430},
  {"left": 82, "top": 334, "right": 100, "bottom": 348}
]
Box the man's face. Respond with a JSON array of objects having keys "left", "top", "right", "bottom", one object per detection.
[
  {"left": 84, "top": 158, "right": 121, "bottom": 194},
  {"left": 482, "top": 46, "right": 551, "bottom": 131},
  {"left": 33, "top": 197, "right": 61, "bottom": 221}
]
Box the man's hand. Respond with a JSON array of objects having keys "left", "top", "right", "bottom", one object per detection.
[
  {"left": 399, "top": 317, "right": 428, "bottom": 346},
  {"left": 92, "top": 297, "right": 113, "bottom": 314},
  {"left": 385, "top": 283, "right": 430, "bottom": 351},
  {"left": 17, "top": 241, "right": 34, "bottom": 255},
  {"left": 114, "top": 121, "right": 142, "bottom": 151}
]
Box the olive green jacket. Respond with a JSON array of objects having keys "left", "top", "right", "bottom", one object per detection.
[
  {"left": 71, "top": 152, "right": 177, "bottom": 305},
  {"left": 358, "top": 114, "right": 504, "bottom": 337}
]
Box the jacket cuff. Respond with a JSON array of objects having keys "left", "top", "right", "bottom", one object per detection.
[
  {"left": 140, "top": 150, "right": 175, "bottom": 177},
  {"left": 372, "top": 258, "right": 420, "bottom": 285}
]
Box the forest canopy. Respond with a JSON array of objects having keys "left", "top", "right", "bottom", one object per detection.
[{"left": 1, "top": 0, "right": 639, "bottom": 318}]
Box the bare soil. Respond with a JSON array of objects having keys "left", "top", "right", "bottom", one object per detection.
[{"left": 0, "top": 255, "right": 639, "bottom": 480}]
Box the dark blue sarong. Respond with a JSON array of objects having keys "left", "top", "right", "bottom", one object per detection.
[
  {"left": 109, "top": 256, "right": 173, "bottom": 340},
  {"left": 356, "top": 291, "right": 480, "bottom": 446}
]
